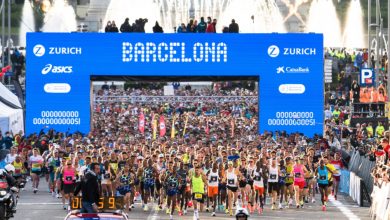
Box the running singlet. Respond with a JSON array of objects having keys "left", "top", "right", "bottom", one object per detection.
[
  {"left": 253, "top": 169, "right": 264, "bottom": 188},
  {"left": 166, "top": 175, "right": 179, "bottom": 193},
  {"left": 109, "top": 161, "right": 118, "bottom": 173},
  {"left": 285, "top": 164, "right": 293, "bottom": 184},
  {"left": 192, "top": 175, "right": 204, "bottom": 194},
  {"left": 30, "top": 155, "right": 43, "bottom": 172},
  {"left": 325, "top": 164, "right": 336, "bottom": 181},
  {"left": 12, "top": 161, "right": 23, "bottom": 177},
  {"left": 330, "top": 160, "right": 343, "bottom": 177},
  {"left": 226, "top": 169, "right": 238, "bottom": 187},
  {"left": 317, "top": 166, "right": 329, "bottom": 185},
  {"left": 207, "top": 170, "right": 219, "bottom": 187},
  {"left": 268, "top": 165, "right": 279, "bottom": 183},
  {"left": 63, "top": 167, "right": 75, "bottom": 185},
  {"left": 143, "top": 167, "right": 155, "bottom": 186},
  {"left": 293, "top": 164, "right": 304, "bottom": 182}
]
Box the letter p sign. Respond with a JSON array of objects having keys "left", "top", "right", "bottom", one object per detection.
[{"left": 360, "top": 68, "right": 375, "bottom": 86}]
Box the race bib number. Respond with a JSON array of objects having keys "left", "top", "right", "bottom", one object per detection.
[
  {"left": 210, "top": 176, "right": 217, "bottom": 182},
  {"left": 294, "top": 173, "right": 301, "bottom": 178},
  {"left": 228, "top": 179, "right": 234, "bottom": 185},
  {"left": 104, "top": 173, "right": 110, "bottom": 179},
  {"left": 270, "top": 174, "right": 277, "bottom": 179},
  {"left": 65, "top": 176, "right": 72, "bottom": 181},
  {"left": 319, "top": 175, "right": 326, "bottom": 180},
  {"left": 194, "top": 193, "right": 203, "bottom": 199},
  {"left": 254, "top": 175, "right": 261, "bottom": 181}
]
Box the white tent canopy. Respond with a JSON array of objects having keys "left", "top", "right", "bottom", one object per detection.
[
  {"left": 0, "top": 82, "right": 23, "bottom": 135},
  {"left": 0, "top": 82, "right": 21, "bottom": 108},
  {"left": 0, "top": 101, "right": 23, "bottom": 136}
]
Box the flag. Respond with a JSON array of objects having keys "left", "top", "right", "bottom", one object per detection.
[
  {"left": 205, "top": 120, "right": 209, "bottom": 135},
  {"left": 139, "top": 113, "right": 145, "bottom": 134},
  {"left": 159, "top": 115, "right": 166, "bottom": 137},
  {"left": 231, "top": 118, "right": 235, "bottom": 138},
  {"left": 171, "top": 115, "right": 176, "bottom": 139},
  {"left": 152, "top": 114, "right": 158, "bottom": 140},
  {"left": 183, "top": 114, "right": 189, "bottom": 136}
]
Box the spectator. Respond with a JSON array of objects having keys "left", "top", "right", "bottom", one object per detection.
[
  {"left": 104, "top": 21, "right": 112, "bottom": 32},
  {"left": 110, "top": 21, "right": 119, "bottom": 33},
  {"left": 74, "top": 163, "right": 101, "bottom": 213},
  {"left": 2, "top": 132, "right": 12, "bottom": 150},
  {"left": 101, "top": 81, "right": 109, "bottom": 90},
  {"left": 177, "top": 23, "right": 187, "bottom": 33},
  {"left": 152, "top": 21, "right": 164, "bottom": 33},
  {"left": 120, "top": 18, "right": 133, "bottom": 33},
  {"left": 206, "top": 17, "right": 215, "bottom": 33},
  {"left": 109, "top": 82, "right": 117, "bottom": 91},
  {"left": 197, "top": 17, "right": 207, "bottom": 33},
  {"left": 228, "top": 19, "right": 239, "bottom": 33}
]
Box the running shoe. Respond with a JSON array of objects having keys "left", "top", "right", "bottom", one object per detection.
[
  {"left": 63, "top": 205, "right": 67, "bottom": 210},
  {"left": 334, "top": 195, "right": 337, "bottom": 200},
  {"left": 288, "top": 198, "right": 293, "bottom": 206},
  {"left": 166, "top": 208, "right": 171, "bottom": 215},
  {"left": 324, "top": 201, "right": 327, "bottom": 207},
  {"left": 271, "top": 204, "right": 275, "bottom": 210},
  {"left": 258, "top": 206, "right": 263, "bottom": 214},
  {"left": 225, "top": 209, "right": 229, "bottom": 214},
  {"left": 143, "top": 205, "right": 149, "bottom": 211},
  {"left": 183, "top": 209, "right": 187, "bottom": 215},
  {"left": 206, "top": 207, "right": 210, "bottom": 212},
  {"left": 312, "top": 198, "right": 316, "bottom": 203},
  {"left": 178, "top": 210, "right": 183, "bottom": 216},
  {"left": 131, "top": 204, "right": 135, "bottom": 209},
  {"left": 322, "top": 205, "right": 326, "bottom": 211},
  {"left": 211, "top": 212, "right": 216, "bottom": 217},
  {"left": 229, "top": 210, "right": 233, "bottom": 216},
  {"left": 169, "top": 214, "right": 173, "bottom": 220},
  {"left": 278, "top": 203, "right": 283, "bottom": 209}
]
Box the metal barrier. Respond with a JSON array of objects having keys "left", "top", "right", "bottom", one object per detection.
[
  {"left": 348, "top": 149, "right": 376, "bottom": 194},
  {"left": 93, "top": 95, "right": 258, "bottom": 104}
]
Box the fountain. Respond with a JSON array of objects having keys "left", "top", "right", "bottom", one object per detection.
[
  {"left": 103, "top": 0, "right": 161, "bottom": 33},
  {"left": 103, "top": 0, "right": 285, "bottom": 33},
  {"left": 219, "top": 0, "right": 285, "bottom": 33},
  {"left": 19, "top": 0, "right": 35, "bottom": 47},
  {"left": 41, "top": 0, "right": 77, "bottom": 32},
  {"left": 342, "top": 0, "right": 366, "bottom": 48},
  {"left": 306, "top": 0, "right": 343, "bottom": 47}
]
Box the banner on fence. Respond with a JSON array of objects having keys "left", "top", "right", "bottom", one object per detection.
[
  {"left": 349, "top": 172, "right": 361, "bottom": 206},
  {"left": 339, "top": 169, "right": 350, "bottom": 194},
  {"left": 371, "top": 183, "right": 390, "bottom": 220}
]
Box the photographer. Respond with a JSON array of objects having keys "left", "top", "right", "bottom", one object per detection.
[{"left": 73, "top": 163, "right": 101, "bottom": 213}]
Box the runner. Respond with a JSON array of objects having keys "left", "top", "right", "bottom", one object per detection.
[
  {"left": 206, "top": 161, "right": 219, "bottom": 216},
  {"left": 253, "top": 159, "right": 265, "bottom": 214},
  {"left": 142, "top": 158, "right": 157, "bottom": 211},
  {"left": 225, "top": 161, "right": 241, "bottom": 216},
  {"left": 315, "top": 159, "right": 335, "bottom": 211},
  {"left": 61, "top": 159, "right": 76, "bottom": 210},
  {"left": 164, "top": 161, "right": 180, "bottom": 220},
  {"left": 330, "top": 152, "right": 343, "bottom": 200},
  {"left": 29, "top": 148, "right": 44, "bottom": 194},
  {"left": 191, "top": 165, "right": 207, "bottom": 220},
  {"left": 292, "top": 157, "right": 309, "bottom": 208},
  {"left": 268, "top": 157, "right": 280, "bottom": 210},
  {"left": 116, "top": 163, "right": 134, "bottom": 212}
]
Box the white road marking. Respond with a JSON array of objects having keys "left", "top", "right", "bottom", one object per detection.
[
  {"left": 19, "top": 202, "right": 63, "bottom": 205},
  {"left": 329, "top": 197, "right": 361, "bottom": 220}
]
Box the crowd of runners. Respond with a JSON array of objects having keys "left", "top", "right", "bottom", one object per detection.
[{"left": 0, "top": 82, "right": 353, "bottom": 220}]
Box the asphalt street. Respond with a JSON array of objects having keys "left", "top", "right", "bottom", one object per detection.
[{"left": 14, "top": 178, "right": 371, "bottom": 220}]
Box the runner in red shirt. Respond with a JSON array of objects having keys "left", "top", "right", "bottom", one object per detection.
[{"left": 330, "top": 152, "right": 343, "bottom": 200}]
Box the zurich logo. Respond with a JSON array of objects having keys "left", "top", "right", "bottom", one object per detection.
[
  {"left": 268, "top": 45, "right": 279, "bottom": 58},
  {"left": 41, "top": 64, "right": 52, "bottom": 75},
  {"left": 33, "top": 44, "right": 45, "bottom": 57}
]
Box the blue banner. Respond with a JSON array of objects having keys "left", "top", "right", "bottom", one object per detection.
[
  {"left": 26, "top": 33, "right": 324, "bottom": 136},
  {"left": 339, "top": 169, "right": 350, "bottom": 194}
]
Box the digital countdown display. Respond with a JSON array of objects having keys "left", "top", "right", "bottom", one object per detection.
[
  {"left": 26, "top": 33, "right": 324, "bottom": 136},
  {"left": 70, "top": 197, "right": 124, "bottom": 210}
]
